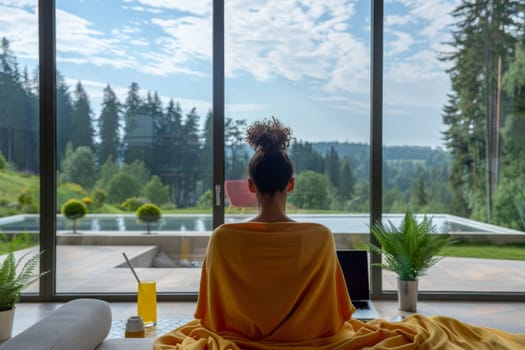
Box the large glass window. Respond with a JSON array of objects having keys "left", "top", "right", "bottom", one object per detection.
[
  {"left": 0, "top": 1, "right": 40, "bottom": 295},
  {"left": 3, "top": 0, "right": 524, "bottom": 300},
  {"left": 225, "top": 1, "right": 371, "bottom": 252},
  {"left": 55, "top": 0, "right": 212, "bottom": 294},
  {"left": 383, "top": 0, "right": 525, "bottom": 292}
]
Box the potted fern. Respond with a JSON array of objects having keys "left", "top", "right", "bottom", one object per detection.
[
  {"left": 369, "top": 210, "right": 452, "bottom": 312},
  {"left": 0, "top": 250, "right": 49, "bottom": 340}
]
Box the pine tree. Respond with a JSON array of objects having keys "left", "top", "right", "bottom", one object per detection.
[
  {"left": 123, "top": 82, "right": 144, "bottom": 164},
  {"left": 494, "top": 41, "right": 525, "bottom": 227},
  {"left": 71, "top": 81, "right": 95, "bottom": 151},
  {"left": 324, "top": 146, "right": 340, "bottom": 188},
  {"left": 441, "top": 92, "right": 471, "bottom": 217},
  {"left": 57, "top": 73, "right": 75, "bottom": 167},
  {"left": 338, "top": 157, "right": 355, "bottom": 202},
  {"left": 289, "top": 141, "right": 324, "bottom": 174},
  {"left": 97, "top": 84, "right": 122, "bottom": 165},
  {"left": 125, "top": 90, "right": 162, "bottom": 173},
  {"left": 21, "top": 66, "right": 38, "bottom": 172},
  {"left": 441, "top": 0, "right": 521, "bottom": 222},
  {"left": 0, "top": 37, "right": 38, "bottom": 172},
  {"left": 225, "top": 117, "right": 248, "bottom": 180},
  {"left": 200, "top": 110, "right": 214, "bottom": 195},
  {"left": 159, "top": 99, "right": 184, "bottom": 206},
  {"left": 177, "top": 108, "right": 201, "bottom": 207},
  {"left": 0, "top": 37, "right": 17, "bottom": 77},
  {"left": 147, "top": 91, "right": 164, "bottom": 173},
  {"left": 413, "top": 175, "right": 428, "bottom": 208}
]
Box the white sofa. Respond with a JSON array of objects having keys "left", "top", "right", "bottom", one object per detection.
[{"left": 0, "top": 299, "right": 155, "bottom": 350}]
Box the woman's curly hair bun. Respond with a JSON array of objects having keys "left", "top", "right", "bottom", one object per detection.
[{"left": 245, "top": 116, "right": 293, "bottom": 152}]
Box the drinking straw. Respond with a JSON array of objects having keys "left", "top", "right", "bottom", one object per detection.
[{"left": 122, "top": 252, "right": 141, "bottom": 284}]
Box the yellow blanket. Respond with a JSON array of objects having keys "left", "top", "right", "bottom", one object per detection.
[{"left": 154, "top": 222, "right": 525, "bottom": 350}]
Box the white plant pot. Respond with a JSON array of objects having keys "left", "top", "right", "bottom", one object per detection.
[
  {"left": 398, "top": 279, "right": 418, "bottom": 312},
  {"left": 0, "top": 307, "right": 15, "bottom": 341}
]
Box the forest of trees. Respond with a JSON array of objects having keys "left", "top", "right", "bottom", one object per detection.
[
  {"left": 0, "top": 33, "right": 452, "bottom": 215},
  {"left": 0, "top": 0, "right": 524, "bottom": 230}
]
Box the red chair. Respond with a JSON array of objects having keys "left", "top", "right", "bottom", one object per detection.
[{"left": 224, "top": 179, "right": 257, "bottom": 213}]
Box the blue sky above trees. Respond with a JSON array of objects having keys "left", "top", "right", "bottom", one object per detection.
[{"left": 0, "top": 0, "right": 459, "bottom": 148}]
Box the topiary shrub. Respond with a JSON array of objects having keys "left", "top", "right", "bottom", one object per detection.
[
  {"left": 136, "top": 203, "right": 161, "bottom": 235},
  {"left": 61, "top": 199, "right": 87, "bottom": 234}
]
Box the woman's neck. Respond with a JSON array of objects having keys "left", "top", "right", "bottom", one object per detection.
[{"left": 249, "top": 191, "right": 294, "bottom": 223}]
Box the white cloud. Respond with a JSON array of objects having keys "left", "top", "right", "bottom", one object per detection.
[
  {"left": 385, "top": 13, "right": 414, "bottom": 27},
  {"left": 321, "top": 31, "right": 369, "bottom": 95},
  {"left": 150, "top": 16, "right": 211, "bottom": 58},
  {"left": 0, "top": 5, "right": 38, "bottom": 59},
  {"left": 122, "top": 5, "right": 164, "bottom": 14},
  {"left": 386, "top": 0, "right": 458, "bottom": 52},
  {"left": 0, "top": 0, "right": 34, "bottom": 6},
  {"left": 386, "top": 30, "right": 414, "bottom": 56},
  {"left": 139, "top": 51, "right": 207, "bottom": 77},
  {"left": 381, "top": 0, "right": 457, "bottom": 113},
  {"left": 384, "top": 48, "right": 451, "bottom": 110},
  {"left": 224, "top": 0, "right": 368, "bottom": 98},
  {"left": 135, "top": 0, "right": 211, "bottom": 16},
  {"left": 56, "top": 9, "right": 138, "bottom": 69}
]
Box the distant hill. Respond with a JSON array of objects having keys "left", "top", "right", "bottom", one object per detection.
[{"left": 310, "top": 142, "right": 450, "bottom": 162}]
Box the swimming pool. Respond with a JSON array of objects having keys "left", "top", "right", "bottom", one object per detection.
[{"left": 0, "top": 213, "right": 522, "bottom": 234}]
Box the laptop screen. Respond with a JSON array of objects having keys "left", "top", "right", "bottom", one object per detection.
[{"left": 336, "top": 250, "right": 370, "bottom": 300}]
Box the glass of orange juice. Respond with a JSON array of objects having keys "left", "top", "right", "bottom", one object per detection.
[{"left": 137, "top": 280, "right": 157, "bottom": 326}]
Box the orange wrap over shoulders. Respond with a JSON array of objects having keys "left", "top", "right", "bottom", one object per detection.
[{"left": 154, "top": 222, "right": 525, "bottom": 350}]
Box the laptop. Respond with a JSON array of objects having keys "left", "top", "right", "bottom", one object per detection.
[{"left": 336, "top": 250, "right": 380, "bottom": 321}]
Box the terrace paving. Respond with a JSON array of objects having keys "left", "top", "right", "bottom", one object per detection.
[{"left": 16, "top": 244, "right": 525, "bottom": 294}]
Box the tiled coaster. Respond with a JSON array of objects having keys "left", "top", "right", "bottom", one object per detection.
[{"left": 109, "top": 318, "right": 193, "bottom": 339}]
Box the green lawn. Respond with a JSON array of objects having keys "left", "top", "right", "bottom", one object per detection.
[
  {"left": 440, "top": 242, "right": 525, "bottom": 261},
  {"left": 0, "top": 233, "right": 38, "bottom": 255}
]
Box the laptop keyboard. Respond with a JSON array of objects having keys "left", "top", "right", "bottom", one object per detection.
[{"left": 352, "top": 301, "right": 370, "bottom": 310}]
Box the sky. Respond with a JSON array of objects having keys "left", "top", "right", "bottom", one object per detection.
[{"left": 0, "top": 0, "right": 459, "bottom": 148}]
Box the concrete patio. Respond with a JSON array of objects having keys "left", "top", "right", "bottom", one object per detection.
[{"left": 17, "top": 244, "right": 525, "bottom": 294}]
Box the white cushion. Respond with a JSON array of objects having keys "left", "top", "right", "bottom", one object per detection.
[{"left": 0, "top": 299, "right": 111, "bottom": 350}]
